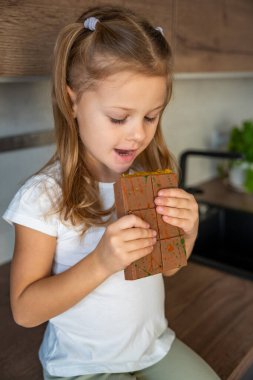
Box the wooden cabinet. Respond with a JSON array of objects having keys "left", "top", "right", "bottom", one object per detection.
[
  {"left": 0, "top": 0, "right": 173, "bottom": 77},
  {"left": 173, "top": 0, "right": 253, "bottom": 72},
  {"left": 0, "top": 0, "right": 252, "bottom": 76}
]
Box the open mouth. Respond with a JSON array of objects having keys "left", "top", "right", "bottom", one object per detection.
[{"left": 114, "top": 149, "right": 135, "bottom": 156}]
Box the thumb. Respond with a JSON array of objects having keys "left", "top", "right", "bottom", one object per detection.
[{"left": 112, "top": 214, "right": 150, "bottom": 231}]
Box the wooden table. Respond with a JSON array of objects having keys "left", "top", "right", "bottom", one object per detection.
[
  {"left": 0, "top": 262, "right": 45, "bottom": 380},
  {"left": 1, "top": 261, "right": 253, "bottom": 380},
  {"left": 195, "top": 177, "right": 253, "bottom": 213},
  {"left": 164, "top": 261, "right": 253, "bottom": 380}
]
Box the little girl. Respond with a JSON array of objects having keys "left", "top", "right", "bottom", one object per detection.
[{"left": 3, "top": 5, "right": 220, "bottom": 380}]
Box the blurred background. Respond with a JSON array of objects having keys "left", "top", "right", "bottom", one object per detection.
[{"left": 0, "top": 0, "right": 253, "bottom": 267}]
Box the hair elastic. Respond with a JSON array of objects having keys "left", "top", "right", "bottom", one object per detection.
[
  {"left": 84, "top": 17, "right": 99, "bottom": 31},
  {"left": 83, "top": 16, "right": 164, "bottom": 36},
  {"left": 155, "top": 26, "right": 164, "bottom": 36}
]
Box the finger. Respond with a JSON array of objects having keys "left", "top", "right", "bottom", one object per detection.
[
  {"left": 161, "top": 214, "right": 197, "bottom": 235},
  {"left": 128, "top": 245, "right": 155, "bottom": 262},
  {"left": 155, "top": 194, "right": 198, "bottom": 211},
  {"left": 157, "top": 188, "right": 195, "bottom": 200},
  {"left": 126, "top": 236, "right": 157, "bottom": 252},
  {"left": 156, "top": 206, "right": 192, "bottom": 219},
  {"left": 112, "top": 214, "right": 150, "bottom": 231},
  {"left": 155, "top": 196, "right": 193, "bottom": 210},
  {"left": 161, "top": 215, "right": 189, "bottom": 229},
  {"left": 121, "top": 227, "right": 157, "bottom": 242}
]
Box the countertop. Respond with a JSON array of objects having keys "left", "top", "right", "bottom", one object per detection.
[{"left": 194, "top": 177, "right": 253, "bottom": 213}]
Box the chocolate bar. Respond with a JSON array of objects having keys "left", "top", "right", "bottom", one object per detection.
[{"left": 113, "top": 169, "right": 187, "bottom": 280}]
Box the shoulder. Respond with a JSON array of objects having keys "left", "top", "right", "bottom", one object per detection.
[
  {"left": 17, "top": 162, "right": 61, "bottom": 206},
  {"left": 3, "top": 162, "right": 62, "bottom": 236}
]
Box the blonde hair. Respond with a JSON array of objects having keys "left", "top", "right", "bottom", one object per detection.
[{"left": 42, "top": 5, "right": 176, "bottom": 233}]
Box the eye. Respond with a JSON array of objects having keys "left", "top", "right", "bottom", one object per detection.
[
  {"left": 110, "top": 118, "right": 126, "bottom": 125},
  {"left": 145, "top": 116, "right": 158, "bottom": 123}
]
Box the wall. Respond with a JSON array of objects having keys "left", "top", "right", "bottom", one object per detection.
[
  {"left": 1, "top": 74, "right": 253, "bottom": 264},
  {"left": 0, "top": 80, "right": 54, "bottom": 264},
  {"left": 164, "top": 74, "right": 253, "bottom": 186}
]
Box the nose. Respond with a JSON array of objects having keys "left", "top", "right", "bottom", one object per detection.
[{"left": 126, "top": 120, "right": 146, "bottom": 143}]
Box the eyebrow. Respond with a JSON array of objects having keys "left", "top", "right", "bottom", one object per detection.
[{"left": 106, "top": 105, "right": 165, "bottom": 112}]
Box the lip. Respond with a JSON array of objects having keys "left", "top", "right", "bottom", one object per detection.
[
  {"left": 115, "top": 148, "right": 138, "bottom": 151},
  {"left": 113, "top": 148, "right": 137, "bottom": 163}
]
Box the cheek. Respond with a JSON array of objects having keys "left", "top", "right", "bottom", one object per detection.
[
  {"left": 78, "top": 121, "right": 115, "bottom": 150},
  {"left": 146, "top": 124, "right": 158, "bottom": 143},
  {"left": 76, "top": 113, "right": 100, "bottom": 144},
  {"left": 78, "top": 123, "right": 95, "bottom": 148}
]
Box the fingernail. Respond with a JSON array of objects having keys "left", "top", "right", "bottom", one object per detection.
[{"left": 152, "top": 230, "right": 157, "bottom": 236}]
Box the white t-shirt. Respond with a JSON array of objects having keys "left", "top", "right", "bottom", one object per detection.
[{"left": 3, "top": 165, "right": 175, "bottom": 376}]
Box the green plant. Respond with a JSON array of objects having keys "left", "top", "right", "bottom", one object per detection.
[
  {"left": 228, "top": 119, "right": 253, "bottom": 192},
  {"left": 228, "top": 120, "right": 253, "bottom": 162}
]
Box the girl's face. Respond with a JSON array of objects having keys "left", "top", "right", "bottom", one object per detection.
[{"left": 68, "top": 71, "right": 167, "bottom": 182}]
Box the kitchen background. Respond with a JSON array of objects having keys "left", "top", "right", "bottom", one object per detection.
[
  {"left": 0, "top": 0, "right": 253, "bottom": 266},
  {"left": 1, "top": 74, "right": 253, "bottom": 265},
  {"left": 1, "top": 3, "right": 253, "bottom": 379}
]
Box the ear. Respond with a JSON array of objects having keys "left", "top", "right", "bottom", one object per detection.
[{"left": 66, "top": 85, "right": 78, "bottom": 117}]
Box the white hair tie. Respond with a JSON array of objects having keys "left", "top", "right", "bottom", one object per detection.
[
  {"left": 155, "top": 26, "right": 164, "bottom": 36},
  {"left": 84, "top": 17, "right": 99, "bottom": 31},
  {"left": 83, "top": 17, "right": 163, "bottom": 36}
]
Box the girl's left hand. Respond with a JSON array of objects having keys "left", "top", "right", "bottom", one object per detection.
[{"left": 154, "top": 188, "right": 199, "bottom": 259}]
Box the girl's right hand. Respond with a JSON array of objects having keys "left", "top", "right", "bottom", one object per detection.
[
  {"left": 10, "top": 216, "right": 155, "bottom": 327},
  {"left": 94, "top": 214, "right": 157, "bottom": 276}
]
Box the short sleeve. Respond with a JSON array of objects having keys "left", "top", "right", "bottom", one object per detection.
[{"left": 2, "top": 176, "right": 60, "bottom": 237}]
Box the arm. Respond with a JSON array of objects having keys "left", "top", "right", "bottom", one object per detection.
[
  {"left": 10, "top": 224, "right": 110, "bottom": 328},
  {"left": 154, "top": 188, "right": 199, "bottom": 277},
  {"left": 11, "top": 214, "right": 156, "bottom": 327}
]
